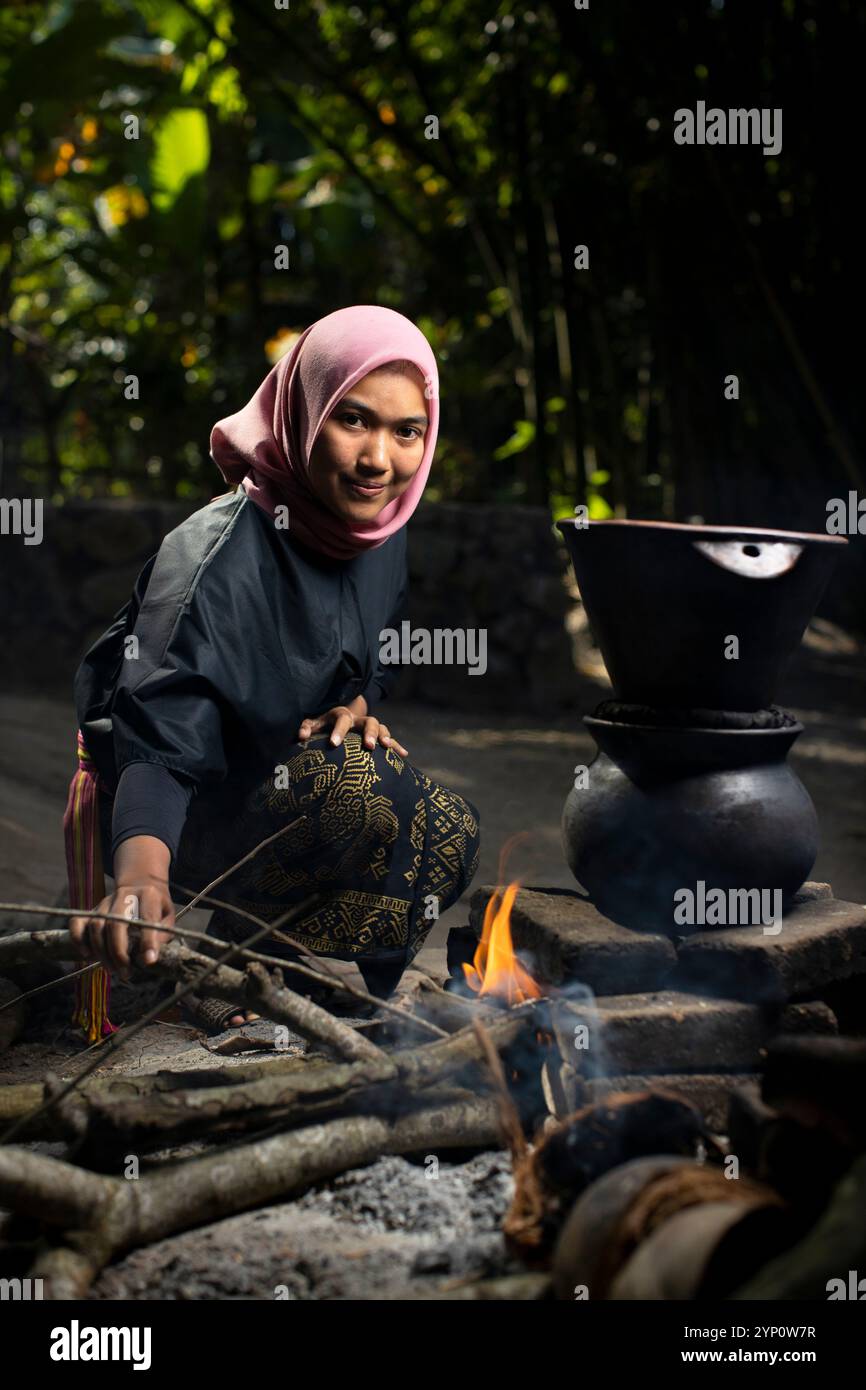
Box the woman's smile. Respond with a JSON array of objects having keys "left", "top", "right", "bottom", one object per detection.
[
  {"left": 308, "top": 363, "right": 428, "bottom": 522},
  {"left": 342, "top": 475, "right": 388, "bottom": 500}
]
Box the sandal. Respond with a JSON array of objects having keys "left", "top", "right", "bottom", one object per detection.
[{"left": 182, "top": 993, "right": 261, "bottom": 1034}]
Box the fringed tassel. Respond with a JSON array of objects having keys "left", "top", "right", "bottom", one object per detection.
[{"left": 63, "top": 730, "right": 117, "bottom": 1044}]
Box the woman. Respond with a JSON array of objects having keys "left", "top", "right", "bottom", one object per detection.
[{"left": 65, "top": 305, "right": 481, "bottom": 1040}]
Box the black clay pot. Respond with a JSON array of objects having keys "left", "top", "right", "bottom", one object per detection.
[
  {"left": 556, "top": 519, "right": 846, "bottom": 710},
  {"left": 558, "top": 518, "right": 845, "bottom": 926},
  {"left": 562, "top": 719, "right": 818, "bottom": 929}
]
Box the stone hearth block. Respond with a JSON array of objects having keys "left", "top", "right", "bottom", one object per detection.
[
  {"left": 585, "top": 1073, "right": 753, "bottom": 1133},
  {"left": 792, "top": 882, "right": 833, "bottom": 903},
  {"left": 674, "top": 898, "right": 866, "bottom": 1002},
  {"left": 552, "top": 995, "right": 837, "bottom": 1075},
  {"left": 468, "top": 886, "right": 676, "bottom": 993}
]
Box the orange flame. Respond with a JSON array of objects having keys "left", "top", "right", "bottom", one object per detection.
[{"left": 463, "top": 881, "right": 542, "bottom": 1005}]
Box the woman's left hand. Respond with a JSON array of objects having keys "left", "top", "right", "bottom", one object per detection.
[{"left": 297, "top": 700, "right": 409, "bottom": 756}]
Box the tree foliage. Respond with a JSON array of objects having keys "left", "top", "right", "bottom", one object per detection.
[{"left": 0, "top": 0, "right": 860, "bottom": 525}]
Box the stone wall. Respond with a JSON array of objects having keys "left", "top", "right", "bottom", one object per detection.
[
  {"left": 401, "top": 501, "right": 587, "bottom": 712},
  {"left": 0, "top": 496, "right": 590, "bottom": 713},
  {"left": 1, "top": 499, "right": 195, "bottom": 696}
]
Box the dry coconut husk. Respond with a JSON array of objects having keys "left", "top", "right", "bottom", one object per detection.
[{"left": 503, "top": 1089, "right": 713, "bottom": 1264}]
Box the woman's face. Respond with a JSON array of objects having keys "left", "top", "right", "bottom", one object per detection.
[{"left": 307, "top": 365, "right": 429, "bottom": 522}]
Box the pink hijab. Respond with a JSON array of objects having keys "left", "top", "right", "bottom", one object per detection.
[{"left": 209, "top": 304, "right": 439, "bottom": 561}]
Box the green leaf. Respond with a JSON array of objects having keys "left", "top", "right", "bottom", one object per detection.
[
  {"left": 549, "top": 493, "right": 577, "bottom": 522},
  {"left": 218, "top": 211, "right": 243, "bottom": 241},
  {"left": 588, "top": 494, "right": 614, "bottom": 519},
  {"left": 181, "top": 53, "right": 207, "bottom": 94},
  {"left": 249, "top": 163, "right": 280, "bottom": 205},
  {"left": 31, "top": 0, "right": 76, "bottom": 45},
  {"left": 493, "top": 419, "right": 536, "bottom": 460},
  {"left": 150, "top": 108, "right": 210, "bottom": 213},
  {"left": 103, "top": 35, "right": 176, "bottom": 67},
  {"left": 487, "top": 286, "right": 511, "bottom": 317}
]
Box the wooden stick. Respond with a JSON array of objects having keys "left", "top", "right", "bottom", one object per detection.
[
  {"left": 5, "top": 1096, "right": 503, "bottom": 1298},
  {"left": 0, "top": 909, "right": 448, "bottom": 1040},
  {"left": 3, "top": 926, "right": 389, "bottom": 1062},
  {"left": 0, "top": 889, "right": 342, "bottom": 1146},
  {"left": 473, "top": 1017, "right": 528, "bottom": 1162},
  {"left": 167, "top": 888, "right": 449, "bottom": 1038},
  {"left": 2, "top": 1000, "right": 542, "bottom": 1148},
  {"left": 155, "top": 941, "right": 388, "bottom": 1064}
]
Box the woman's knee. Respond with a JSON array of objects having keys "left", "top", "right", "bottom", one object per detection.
[{"left": 286, "top": 730, "right": 404, "bottom": 799}]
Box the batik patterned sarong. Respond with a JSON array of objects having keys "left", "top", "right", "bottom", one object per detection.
[{"left": 99, "top": 731, "right": 480, "bottom": 991}]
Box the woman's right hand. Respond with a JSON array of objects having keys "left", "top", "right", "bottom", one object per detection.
[
  {"left": 69, "top": 836, "right": 175, "bottom": 977},
  {"left": 69, "top": 880, "right": 175, "bottom": 978}
]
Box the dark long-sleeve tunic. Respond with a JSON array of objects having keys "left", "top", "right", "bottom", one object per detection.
[{"left": 73, "top": 491, "right": 408, "bottom": 867}]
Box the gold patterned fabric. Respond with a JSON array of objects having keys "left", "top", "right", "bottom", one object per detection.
[{"left": 168, "top": 731, "right": 480, "bottom": 990}]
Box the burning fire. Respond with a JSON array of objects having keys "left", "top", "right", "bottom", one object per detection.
[{"left": 463, "top": 882, "right": 542, "bottom": 1005}]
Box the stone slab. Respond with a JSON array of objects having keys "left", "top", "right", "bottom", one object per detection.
[
  {"left": 551, "top": 995, "right": 837, "bottom": 1074},
  {"left": 792, "top": 882, "right": 833, "bottom": 904},
  {"left": 585, "top": 1072, "right": 754, "bottom": 1133},
  {"left": 673, "top": 897, "right": 866, "bottom": 1002},
  {"left": 468, "top": 885, "right": 677, "bottom": 993}
]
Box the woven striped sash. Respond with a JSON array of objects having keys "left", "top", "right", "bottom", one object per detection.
[{"left": 62, "top": 729, "right": 117, "bottom": 1043}]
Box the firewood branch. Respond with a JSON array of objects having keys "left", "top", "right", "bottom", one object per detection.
[
  {"left": 0, "top": 1000, "right": 539, "bottom": 1148},
  {"left": 3, "top": 1095, "right": 504, "bottom": 1298},
  {"left": 0, "top": 906, "right": 448, "bottom": 1040}
]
